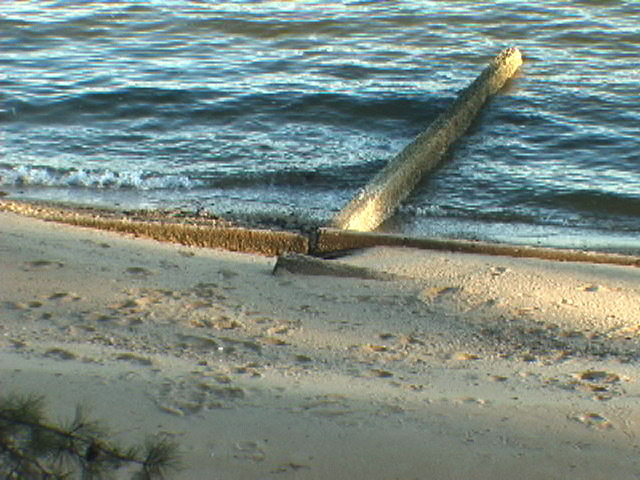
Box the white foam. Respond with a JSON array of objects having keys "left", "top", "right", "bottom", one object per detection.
[{"left": 0, "top": 166, "right": 198, "bottom": 190}]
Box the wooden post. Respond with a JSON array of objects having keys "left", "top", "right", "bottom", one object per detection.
[{"left": 332, "top": 47, "right": 522, "bottom": 232}]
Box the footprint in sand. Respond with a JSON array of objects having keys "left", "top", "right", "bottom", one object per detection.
[
  {"left": 176, "top": 333, "right": 219, "bottom": 351},
  {"left": 47, "top": 292, "right": 81, "bottom": 302},
  {"left": 370, "top": 368, "right": 394, "bottom": 378},
  {"left": 362, "top": 344, "right": 390, "bottom": 353},
  {"left": 453, "top": 352, "right": 481, "bottom": 361},
  {"left": 153, "top": 376, "right": 245, "bottom": 416},
  {"left": 270, "top": 463, "right": 311, "bottom": 474},
  {"left": 573, "top": 412, "right": 613, "bottom": 429},
  {"left": 294, "top": 354, "right": 313, "bottom": 364},
  {"left": 267, "top": 324, "right": 294, "bottom": 336},
  {"left": 2, "top": 301, "right": 30, "bottom": 311},
  {"left": 422, "top": 286, "right": 462, "bottom": 303},
  {"left": 575, "top": 370, "right": 620, "bottom": 384},
  {"left": 44, "top": 347, "right": 77, "bottom": 361},
  {"left": 299, "top": 395, "right": 354, "bottom": 417},
  {"left": 490, "top": 266, "right": 509, "bottom": 277},
  {"left": 233, "top": 441, "right": 266, "bottom": 462},
  {"left": 192, "top": 282, "right": 220, "bottom": 299},
  {"left": 206, "top": 315, "right": 242, "bottom": 330},
  {"left": 219, "top": 269, "right": 238, "bottom": 280},
  {"left": 23, "top": 260, "right": 64, "bottom": 271},
  {"left": 115, "top": 353, "right": 154, "bottom": 367},
  {"left": 81, "top": 239, "right": 111, "bottom": 249},
  {"left": 520, "top": 354, "right": 538, "bottom": 363},
  {"left": 125, "top": 266, "right": 153, "bottom": 277},
  {"left": 579, "top": 284, "right": 609, "bottom": 292},
  {"left": 454, "top": 397, "right": 489, "bottom": 406},
  {"left": 220, "top": 337, "right": 262, "bottom": 354},
  {"left": 573, "top": 370, "right": 621, "bottom": 400},
  {"left": 261, "top": 337, "right": 289, "bottom": 346}
]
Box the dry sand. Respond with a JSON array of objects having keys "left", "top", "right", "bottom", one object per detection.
[{"left": 1, "top": 210, "right": 640, "bottom": 479}]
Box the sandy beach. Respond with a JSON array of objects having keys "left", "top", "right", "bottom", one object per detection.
[{"left": 2, "top": 209, "right": 640, "bottom": 479}]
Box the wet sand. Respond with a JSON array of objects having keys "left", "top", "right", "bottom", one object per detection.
[{"left": 1, "top": 210, "right": 640, "bottom": 479}]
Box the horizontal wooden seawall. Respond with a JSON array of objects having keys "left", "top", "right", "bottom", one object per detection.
[
  {"left": 3, "top": 199, "right": 639, "bottom": 267},
  {"left": 315, "top": 228, "right": 640, "bottom": 268},
  {"left": 0, "top": 200, "right": 308, "bottom": 257}
]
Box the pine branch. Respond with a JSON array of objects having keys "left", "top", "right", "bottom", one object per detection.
[
  {"left": 0, "top": 394, "right": 181, "bottom": 479},
  {"left": 141, "top": 436, "right": 181, "bottom": 478},
  {"left": 0, "top": 441, "right": 66, "bottom": 479}
]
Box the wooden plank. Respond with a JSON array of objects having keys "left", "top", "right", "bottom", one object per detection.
[
  {"left": 333, "top": 47, "right": 523, "bottom": 232},
  {"left": 0, "top": 200, "right": 308, "bottom": 257},
  {"left": 315, "top": 228, "right": 640, "bottom": 267}
]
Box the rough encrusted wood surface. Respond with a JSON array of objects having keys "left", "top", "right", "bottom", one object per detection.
[{"left": 333, "top": 47, "right": 523, "bottom": 232}]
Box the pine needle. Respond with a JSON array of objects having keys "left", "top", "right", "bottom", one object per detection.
[{"left": 0, "top": 393, "right": 183, "bottom": 479}]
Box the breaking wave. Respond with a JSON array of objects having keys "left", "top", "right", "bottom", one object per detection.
[{"left": 0, "top": 165, "right": 198, "bottom": 190}]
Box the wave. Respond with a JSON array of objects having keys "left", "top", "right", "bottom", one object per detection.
[
  {"left": 546, "top": 190, "right": 640, "bottom": 219},
  {"left": 399, "top": 203, "right": 542, "bottom": 226},
  {"left": 1, "top": 88, "right": 207, "bottom": 125},
  {"left": 202, "top": 162, "right": 378, "bottom": 191},
  {"left": 0, "top": 162, "right": 372, "bottom": 193},
  {"left": 0, "top": 166, "right": 197, "bottom": 190},
  {"left": 399, "top": 189, "right": 640, "bottom": 234},
  {"left": 2, "top": 86, "right": 446, "bottom": 134}
]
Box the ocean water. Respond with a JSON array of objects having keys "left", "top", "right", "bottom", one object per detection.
[{"left": 1, "top": 1, "right": 639, "bottom": 253}]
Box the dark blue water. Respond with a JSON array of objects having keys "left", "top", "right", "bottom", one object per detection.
[{"left": 1, "top": 1, "right": 639, "bottom": 253}]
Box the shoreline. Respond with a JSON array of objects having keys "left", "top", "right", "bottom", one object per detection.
[
  {"left": 1, "top": 208, "right": 640, "bottom": 478},
  {"left": 2, "top": 198, "right": 639, "bottom": 266}
]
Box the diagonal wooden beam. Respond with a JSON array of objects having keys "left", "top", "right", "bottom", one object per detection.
[{"left": 333, "top": 47, "right": 523, "bottom": 232}]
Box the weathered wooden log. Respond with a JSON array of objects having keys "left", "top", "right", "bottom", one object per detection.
[{"left": 333, "top": 47, "right": 523, "bottom": 232}]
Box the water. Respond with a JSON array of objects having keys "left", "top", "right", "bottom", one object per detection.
[{"left": 1, "top": 1, "right": 639, "bottom": 253}]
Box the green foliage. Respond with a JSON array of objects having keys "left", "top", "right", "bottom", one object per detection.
[{"left": 0, "top": 394, "right": 181, "bottom": 479}]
